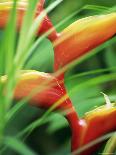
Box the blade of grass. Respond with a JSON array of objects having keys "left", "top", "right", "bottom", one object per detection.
[
  {"left": 67, "top": 73, "right": 116, "bottom": 97},
  {"left": 14, "top": 0, "right": 63, "bottom": 71},
  {"left": 14, "top": 0, "right": 39, "bottom": 65},
  {"left": 102, "top": 133, "right": 116, "bottom": 155},
  {"left": 4, "top": 1, "right": 17, "bottom": 74},
  {"left": 72, "top": 132, "right": 116, "bottom": 155},
  {"left": 3, "top": 0, "right": 18, "bottom": 109},
  {"left": 67, "top": 66, "right": 116, "bottom": 81},
  {"left": 4, "top": 136, "right": 37, "bottom": 155},
  {"left": 82, "top": 5, "right": 109, "bottom": 12},
  {"left": 0, "top": 0, "right": 17, "bottom": 146}
]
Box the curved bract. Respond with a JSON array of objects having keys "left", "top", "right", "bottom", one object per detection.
[
  {"left": 13, "top": 71, "right": 73, "bottom": 111},
  {"left": 0, "top": 0, "right": 58, "bottom": 41},
  {"left": 54, "top": 13, "right": 116, "bottom": 70},
  {"left": 71, "top": 103, "right": 116, "bottom": 155}
]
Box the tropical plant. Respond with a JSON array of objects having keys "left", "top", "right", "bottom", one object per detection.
[{"left": 0, "top": 0, "right": 116, "bottom": 155}]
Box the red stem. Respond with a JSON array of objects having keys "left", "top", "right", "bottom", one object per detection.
[{"left": 66, "top": 109, "right": 80, "bottom": 149}]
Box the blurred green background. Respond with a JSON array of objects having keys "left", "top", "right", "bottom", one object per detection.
[{"left": 1, "top": 0, "right": 116, "bottom": 155}]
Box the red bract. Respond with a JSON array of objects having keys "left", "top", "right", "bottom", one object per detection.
[
  {"left": 36, "top": 0, "right": 59, "bottom": 41},
  {"left": 71, "top": 104, "right": 116, "bottom": 155},
  {"left": 0, "top": 1, "right": 116, "bottom": 155},
  {"left": 0, "top": 0, "right": 58, "bottom": 41},
  {"left": 53, "top": 13, "right": 116, "bottom": 70},
  {"left": 13, "top": 71, "right": 73, "bottom": 111}
]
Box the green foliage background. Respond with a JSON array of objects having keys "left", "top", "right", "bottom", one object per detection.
[{"left": 0, "top": 0, "right": 116, "bottom": 155}]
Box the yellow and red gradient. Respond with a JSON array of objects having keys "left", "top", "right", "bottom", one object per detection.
[
  {"left": 54, "top": 13, "right": 116, "bottom": 70},
  {"left": 0, "top": 0, "right": 58, "bottom": 41},
  {"left": 12, "top": 71, "right": 116, "bottom": 155},
  {"left": 12, "top": 71, "right": 74, "bottom": 112},
  {"left": 71, "top": 104, "right": 116, "bottom": 155},
  {"left": 0, "top": 1, "right": 25, "bottom": 29},
  {"left": 0, "top": 1, "right": 116, "bottom": 155}
]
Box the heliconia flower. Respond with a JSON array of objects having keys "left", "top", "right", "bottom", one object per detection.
[
  {"left": 0, "top": 0, "right": 58, "bottom": 41},
  {"left": 71, "top": 103, "right": 116, "bottom": 155},
  {"left": 2, "top": 71, "right": 115, "bottom": 155},
  {"left": 0, "top": 2, "right": 116, "bottom": 155},
  {"left": 54, "top": 13, "right": 116, "bottom": 70},
  {"left": 9, "top": 71, "right": 116, "bottom": 155},
  {"left": 1, "top": 69, "right": 80, "bottom": 149},
  {"left": 13, "top": 71, "right": 80, "bottom": 140},
  {"left": 10, "top": 70, "right": 73, "bottom": 112}
]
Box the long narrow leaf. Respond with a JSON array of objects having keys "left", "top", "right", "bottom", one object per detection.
[{"left": 4, "top": 136, "right": 37, "bottom": 155}]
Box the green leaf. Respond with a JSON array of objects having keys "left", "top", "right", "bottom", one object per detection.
[
  {"left": 102, "top": 133, "right": 116, "bottom": 155},
  {"left": 4, "top": 137, "right": 37, "bottom": 155}
]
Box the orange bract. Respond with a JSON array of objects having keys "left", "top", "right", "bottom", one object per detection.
[
  {"left": 54, "top": 13, "right": 116, "bottom": 70},
  {"left": 0, "top": 0, "right": 58, "bottom": 41},
  {"left": 13, "top": 71, "right": 72, "bottom": 111},
  {"left": 71, "top": 104, "right": 116, "bottom": 155}
]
